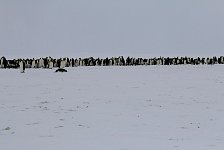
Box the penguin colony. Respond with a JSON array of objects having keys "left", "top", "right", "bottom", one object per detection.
[{"left": 1, "top": 56, "right": 224, "bottom": 70}]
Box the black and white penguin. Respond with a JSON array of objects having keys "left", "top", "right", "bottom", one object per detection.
[
  {"left": 49, "top": 60, "right": 53, "bottom": 69},
  {"left": 221, "top": 56, "right": 224, "bottom": 64},
  {"left": 19, "top": 60, "right": 25, "bottom": 73},
  {"left": 31, "top": 59, "right": 35, "bottom": 68},
  {"left": 60, "top": 59, "right": 66, "bottom": 68},
  {"left": 1, "top": 56, "right": 7, "bottom": 68},
  {"left": 70, "top": 58, "right": 75, "bottom": 67}
]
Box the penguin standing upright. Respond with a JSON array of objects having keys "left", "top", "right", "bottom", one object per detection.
[
  {"left": 31, "top": 59, "right": 36, "bottom": 68},
  {"left": 49, "top": 61, "right": 53, "bottom": 69},
  {"left": 0, "top": 57, "right": 4, "bottom": 68},
  {"left": 1, "top": 57, "right": 7, "bottom": 68},
  {"left": 19, "top": 60, "right": 25, "bottom": 73},
  {"left": 60, "top": 59, "right": 66, "bottom": 69}
]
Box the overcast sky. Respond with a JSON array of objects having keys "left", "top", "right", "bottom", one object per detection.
[{"left": 0, "top": 0, "right": 224, "bottom": 58}]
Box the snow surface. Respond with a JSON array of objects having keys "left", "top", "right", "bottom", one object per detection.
[{"left": 1, "top": 65, "right": 224, "bottom": 150}]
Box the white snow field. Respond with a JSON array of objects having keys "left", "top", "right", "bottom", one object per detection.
[{"left": 1, "top": 65, "right": 224, "bottom": 150}]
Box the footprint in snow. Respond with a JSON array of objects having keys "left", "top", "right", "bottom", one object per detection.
[{"left": 3, "top": 127, "right": 11, "bottom": 131}]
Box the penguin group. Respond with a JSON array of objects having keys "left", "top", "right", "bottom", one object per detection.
[{"left": 1, "top": 56, "right": 224, "bottom": 73}]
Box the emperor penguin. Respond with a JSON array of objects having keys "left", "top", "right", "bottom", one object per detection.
[
  {"left": 1, "top": 57, "right": 7, "bottom": 68},
  {"left": 31, "top": 59, "right": 36, "bottom": 68},
  {"left": 49, "top": 61, "right": 53, "bottom": 69},
  {"left": 0, "top": 57, "right": 3, "bottom": 68},
  {"left": 60, "top": 60, "right": 66, "bottom": 68},
  {"left": 19, "top": 60, "right": 25, "bottom": 73},
  {"left": 183, "top": 59, "right": 187, "bottom": 65},
  {"left": 221, "top": 56, "right": 224, "bottom": 64},
  {"left": 38, "top": 58, "right": 44, "bottom": 68}
]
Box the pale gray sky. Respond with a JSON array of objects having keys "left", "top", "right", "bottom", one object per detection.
[{"left": 0, "top": 0, "right": 224, "bottom": 58}]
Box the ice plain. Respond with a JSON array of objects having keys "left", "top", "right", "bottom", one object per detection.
[{"left": 0, "top": 65, "right": 224, "bottom": 150}]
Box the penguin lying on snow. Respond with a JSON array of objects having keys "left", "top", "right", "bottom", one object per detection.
[{"left": 55, "top": 68, "right": 67, "bottom": 72}]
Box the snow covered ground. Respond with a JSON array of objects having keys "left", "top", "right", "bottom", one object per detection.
[{"left": 1, "top": 65, "right": 224, "bottom": 150}]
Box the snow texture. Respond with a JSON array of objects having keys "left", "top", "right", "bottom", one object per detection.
[{"left": 1, "top": 65, "right": 224, "bottom": 150}]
